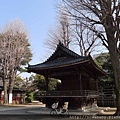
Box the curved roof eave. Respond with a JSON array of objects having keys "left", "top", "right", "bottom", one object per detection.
[{"left": 28, "top": 59, "right": 90, "bottom": 71}]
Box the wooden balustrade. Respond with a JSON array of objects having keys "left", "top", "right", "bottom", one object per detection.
[{"left": 36, "top": 90, "right": 98, "bottom": 97}]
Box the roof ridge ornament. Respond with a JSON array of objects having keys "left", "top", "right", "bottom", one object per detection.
[{"left": 58, "top": 41, "right": 64, "bottom": 47}]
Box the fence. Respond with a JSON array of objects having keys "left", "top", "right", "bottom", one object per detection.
[
  {"left": 97, "top": 88, "right": 116, "bottom": 107},
  {"left": 35, "top": 90, "right": 98, "bottom": 97}
]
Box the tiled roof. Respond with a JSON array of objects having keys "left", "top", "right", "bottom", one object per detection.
[
  {"left": 28, "top": 42, "right": 89, "bottom": 70},
  {"left": 27, "top": 42, "right": 105, "bottom": 76},
  {"left": 28, "top": 56, "right": 89, "bottom": 70}
]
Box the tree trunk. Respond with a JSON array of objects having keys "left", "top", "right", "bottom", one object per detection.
[
  {"left": 115, "top": 88, "right": 120, "bottom": 115},
  {"left": 8, "top": 80, "right": 14, "bottom": 104},
  {"left": 113, "top": 61, "right": 120, "bottom": 115},
  {"left": 105, "top": 27, "right": 120, "bottom": 115},
  {"left": 8, "top": 71, "right": 16, "bottom": 104},
  {"left": 108, "top": 38, "right": 120, "bottom": 115},
  {"left": 8, "top": 80, "right": 13, "bottom": 104},
  {"left": 3, "top": 79, "right": 8, "bottom": 104}
]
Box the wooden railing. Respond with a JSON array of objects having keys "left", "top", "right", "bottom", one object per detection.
[
  {"left": 35, "top": 90, "right": 98, "bottom": 97},
  {"left": 98, "top": 88, "right": 116, "bottom": 107}
]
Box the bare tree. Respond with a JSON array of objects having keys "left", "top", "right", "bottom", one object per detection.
[
  {"left": 45, "top": 6, "right": 72, "bottom": 50},
  {"left": 63, "top": 0, "right": 120, "bottom": 115},
  {"left": 0, "top": 19, "right": 32, "bottom": 104},
  {"left": 46, "top": 3, "right": 102, "bottom": 56},
  {"left": 72, "top": 19, "right": 102, "bottom": 56}
]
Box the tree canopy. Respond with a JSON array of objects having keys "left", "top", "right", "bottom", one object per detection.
[
  {"left": 0, "top": 19, "right": 32, "bottom": 104},
  {"left": 95, "top": 53, "right": 114, "bottom": 88}
]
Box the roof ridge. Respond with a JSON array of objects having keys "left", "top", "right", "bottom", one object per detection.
[
  {"left": 43, "top": 42, "right": 89, "bottom": 63},
  {"left": 57, "top": 42, "right": 81, "bottom": 58}
]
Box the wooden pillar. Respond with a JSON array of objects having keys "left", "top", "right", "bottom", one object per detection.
[
  {"left": 94, "top": 78, "right": 98, "bottom": 91},
  {"left": 96, "top": 79, "right": 98, "bottom": 91},
  {"left": 75, "top": 66, "right": 82, "bottom": 90},
  {"left": 45, "top": 75, "right": 49, "bottom": 91},
  {"left": 74, "top": 66, "right": 83, "bottom": 90},
  {"left": 79, "top": 74, "right": 82, "bottom": 90}
]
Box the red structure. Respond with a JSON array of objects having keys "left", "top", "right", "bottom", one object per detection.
[
  {"left": 27, "top": 43, "right": 105, "bottom": 109},
  {"left": 0, "top": 86, "right": 25, "bottom": 104}
]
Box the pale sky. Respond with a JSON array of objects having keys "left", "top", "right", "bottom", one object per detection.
[
  {"left": 0, "top": 0, "right": 61, "bottom": 63},
  {"left": 0, "top": 0, "right": 61, "bottom": 77}
]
